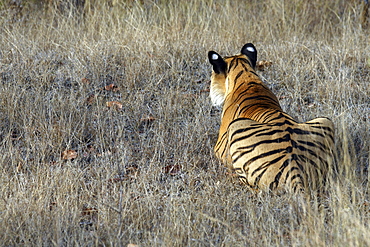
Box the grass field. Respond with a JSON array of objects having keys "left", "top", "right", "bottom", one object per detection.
[{"left": 0, "top": 0, "right": 369, "bottom": 246}]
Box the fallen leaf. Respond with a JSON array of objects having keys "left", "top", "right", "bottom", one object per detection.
[
  {"left": 140, "top": 115, "right": 155, "bottom": 124},
  {"left": 108, "top": 176, "right": 125, "bottom": 183},
  {"left": 80, "top": 206, "right": 98, "bottom": 231},
  {"left": 48, "top": 161, "right": 63, "bottom": 167},
  {"left": 16, "top": 162, "right": 24, "bottom": 173},
  {"left": 127, "top": 244, "right": 139, "bottom": 247},
  {"left": 256, "top": 60, "right": 273, "bottom": 71},
  {"left": 10, "top": 129, "right": 21, "bottom": 140},
  {"left": 200, "top": 88, "right": 210, "bottom": 93},
  {"left": 105, "top": 83, "right": 119, "bottom": 92},
  {"left": 108, "top": 166, "right": 139, "bottom": 184},
  {"left": 126, "top": 166, "right": 140, "bottom": 180},
  {"left": 81, "top": 77, "right": 91, "bottom": 84},
  {"left": 163, "top": 164, "right": 182, "bottom": 175},
  {"left": 81, "top": 207, "right": 98, "bottom": 216},
  {"left": 106, "top": 101, "right": 123, "bottom": 109},
  {"left": 131, "top": 195, "right": 141, "bottom": 201},
  {"left": 85, "top": 94, "right": 96, "bottom": 105},
  {"left": 79, "top": 220, "right": 94, "bottom": 230},
  {"left": 183, "top": 94, "right": 198, "bottom": 99},
  {"left": 49, "top": 202, "right": 57, "bottom": 211},
  {"left": 307, "top": 103, "right": 316, "bottom": 108},
  {"left": 138, "top": 116, "right": 156, "bottom": 132},
  {"left": 61, "top": 150, "right": 78, "bottom": 160},
  {"left": 96, "top": 150, "right": 112, "bottom": 157}
]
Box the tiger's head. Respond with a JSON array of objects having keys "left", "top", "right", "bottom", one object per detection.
[{"left": 208, "top": 43, "right": 257, "bottom": 106}]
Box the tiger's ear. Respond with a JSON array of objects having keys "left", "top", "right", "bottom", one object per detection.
[
  {"left": 241, "top": 43, "right": 257, "bottom": 69},
  {"left": 208, "top": 51, "right": 227, "bottom": 74}
]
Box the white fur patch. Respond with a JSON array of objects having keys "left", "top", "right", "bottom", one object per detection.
[
  {"left": 210, "top": 77, "right": 228, "bottom": 107},
  {"left": 210, "top": 91, "right": 225, "bottom": 106},
  {"left": 212, "top": 53, "right": 219, "bottom": 60},
  {"left": 246, "top": 46, "right": 255, "bottom": 52}
]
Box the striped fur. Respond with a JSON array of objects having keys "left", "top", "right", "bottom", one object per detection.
[{"left": 208, "top": 43, "right": 335, "bottom": 192}]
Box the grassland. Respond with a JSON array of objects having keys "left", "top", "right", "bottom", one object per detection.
[{"left": 0, "top": 0, "right": 369, "bottom": 246}]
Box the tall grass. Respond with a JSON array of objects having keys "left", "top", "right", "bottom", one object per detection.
[{"left": 0, "top": 0, "right": 369, "bottom": 246}]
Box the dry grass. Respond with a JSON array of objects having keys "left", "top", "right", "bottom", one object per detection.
[{"left": 0, "top": 0, "right": 369, "bottom": 246}]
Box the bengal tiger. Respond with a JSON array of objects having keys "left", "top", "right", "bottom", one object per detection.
[{"left": 208, "top": 43, "right": 335, "bottom": 192}]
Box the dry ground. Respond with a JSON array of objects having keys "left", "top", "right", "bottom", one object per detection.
[{"left": 0, "top": 0, "right": 369, "bottom": 246}]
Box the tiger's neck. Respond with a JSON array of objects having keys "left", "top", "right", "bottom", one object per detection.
[
  {"left": 215, "top": 76, "right": 288, "bottom": 162},
  {"left": 222, "top": 81, "right": 283, "bottom": 123}
]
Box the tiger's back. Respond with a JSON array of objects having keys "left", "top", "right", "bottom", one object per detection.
[{"left": 208, "top": 43, "right": 335, "bottom": 192}]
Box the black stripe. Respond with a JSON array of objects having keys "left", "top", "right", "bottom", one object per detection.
[
  {"left": 249, "top": 71, "right": 259, "bottom": 77},
  {"left": 237, "top": 103, "right": 281, "bottom": 118},
  {"left": 292, "top": 181, "right": 305, "bottom": 192},
  {"left": 214, "top": 132, "right": 228, "bottom": 156},
  {"left": 291, "top": 139, "right": 323, "bottom": 159},
  {"left": 256, "top": 110, "right": 280, "bottom": 122},
  {"left": 267, "top": 112, "right": 296, "bottom": 123},
  {"left": 285, "top": 127, "right": 326, "bottom": 138},
  {"left": 231, "top": 80, "right": 249, "bottom": 95},
  {"left": 254, "top": 129, "right": 286, "bottom": 137},
  {"left": 249, "top": 154, "right": 286, "bottom": 179},
  {"left": 296, "top": 154, "right": 322, "bottom": 170},
  {"left": 244, "top": 81, "right": 260, "bottom": 87},
  {"left": 290, "top": 174, "right": 305, "bottom": 190},
  {"left": 241, "top": 62, "right": 249, "bottom": 72},
  {"left": 239, "top": 57, "right": 252, "bottom": 67},
  {"left": 232, "top": 95, "right": 281, "bottom": 112},
  {"left": 222, "top": 85, "right": 259, "bottom": 116},
  {"left": 230, "top": 128, "right": 266, "bottom": 144},
  {"left": 234, "top": 70, "right": 244, "bottom": 83},
  {"left": 230, "top": 117, "right": 261, "bottom": 125},
  {"left": 284, "top": 166, "right": 302, "bottom": 184},
  {"left": 235, "top": 94, "right": 277, "bottom": 104},
  {"left": 234, "top": 147, "right": 288, "bottom": 168},
  {"left": 270, "top": 157, "right": 293, "bottom": 189},
  {"left": 230, "top": 128, "right": 286, "bottom": 147},
  {"left": 267, "top": 119, "right": 296, "bottom": 127},
  {"left": 228, "top": 82, "right": 275, "bottom": 106},
  {"left": 239, "top": 58, "right": 253, "bottom": 73},
  {"left": 227, "top": 57, "right": 238, "bottom": 73},
  {"left": 308, "top": 125, "right": 334, "bottom": 141},
  {"left": 252, "top": 162, "right": 269, "bottom": 187},
  {"left": 234, "top": 134, "right": 291, "bottom": 156},
  {"left": 296, "top": 139, "right": 329, "bottom": 154},
  {"left": 231, "top": 83, "right": 260, "bottom": 100}
]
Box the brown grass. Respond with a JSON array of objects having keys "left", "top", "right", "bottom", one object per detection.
[{"left": 0, "top": 0, "right": 369, "bottom": 246}]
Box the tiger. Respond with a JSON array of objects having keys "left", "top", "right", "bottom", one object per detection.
[{"left": 208, "top": 43, "right": 335, "bottom": 192}]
